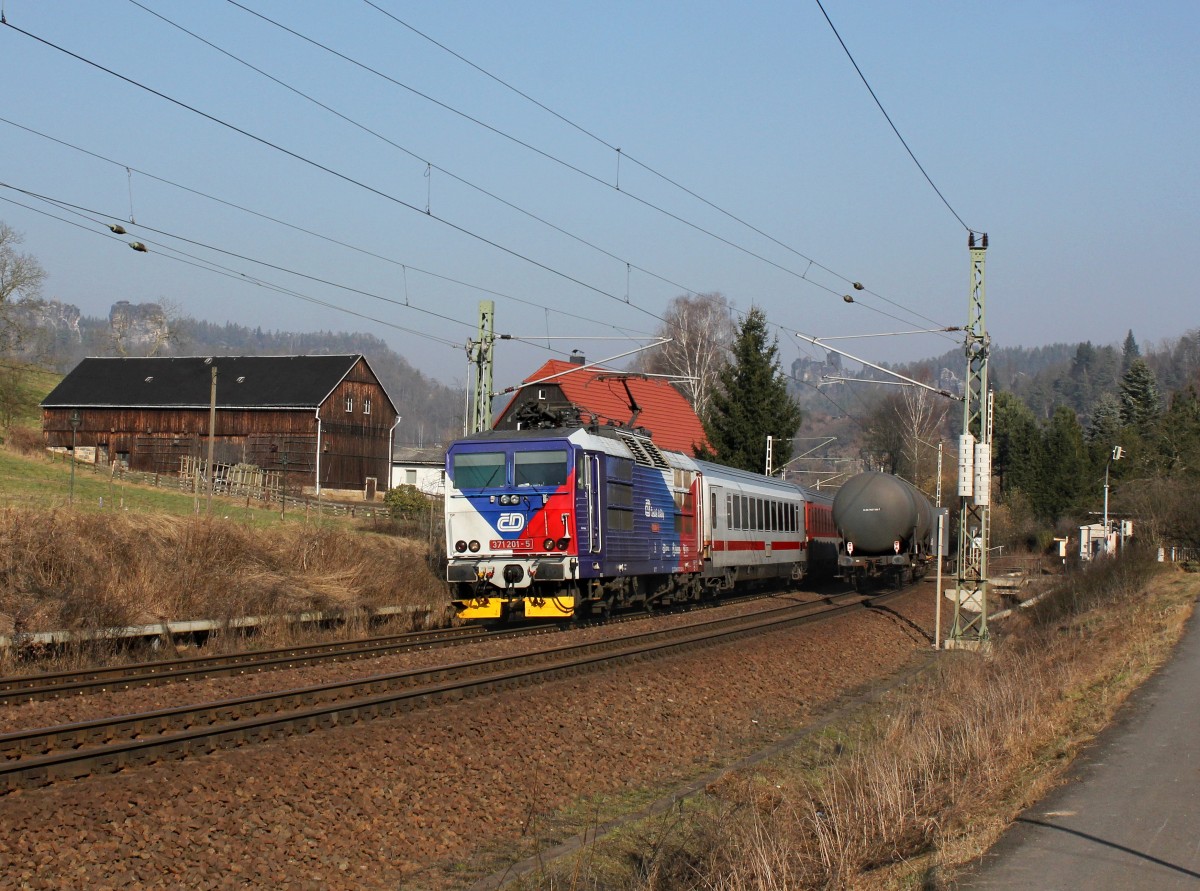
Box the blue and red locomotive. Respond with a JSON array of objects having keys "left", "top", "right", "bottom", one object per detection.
[{"left": 444, "top": 424, "right": 842, "bottom": 622}]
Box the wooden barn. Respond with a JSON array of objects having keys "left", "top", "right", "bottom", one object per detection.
[{"left": 41, "top": 355, "right": 399, "bottom": 497}]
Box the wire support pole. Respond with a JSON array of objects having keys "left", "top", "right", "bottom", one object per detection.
[
  {"left": 950, "top": 233, "right": 991, "bottom": 647},
  {"left": 466, "top": 300, "right": 495, "bottom": 434}
]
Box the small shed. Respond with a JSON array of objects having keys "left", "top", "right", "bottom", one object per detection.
[
  {"left": 390, "top": 446, "right": 446, "bottom": 496},
  {"left": 41, "top": 355, "right": 399, "bottom": 496}
]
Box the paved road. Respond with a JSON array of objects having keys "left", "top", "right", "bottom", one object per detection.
[{"left": 959, "top": 601, "right": 1200, "bottom": 890}]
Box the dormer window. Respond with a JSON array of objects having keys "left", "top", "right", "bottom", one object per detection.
[
  {"left": 363, "top": 397, "right": 372, "bottom": 416},
  {"left": 345, "top": 396, "right": 354, "bottom": 412}
]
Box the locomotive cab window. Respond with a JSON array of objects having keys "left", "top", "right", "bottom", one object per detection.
[
  {"left": 452, "top": 451, "right": 506, "bottom": 489},
  {"left": 515, "top": 450, "right": 568, "bottom": 486}
]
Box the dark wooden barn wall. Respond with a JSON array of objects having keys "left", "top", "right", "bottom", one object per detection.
[{"left": 42, "top": 359, "right": 398, "bottom": 491}]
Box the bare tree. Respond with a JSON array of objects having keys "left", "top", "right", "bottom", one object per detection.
[
  {"left": 861, "top": 379, "right": 949, "bottom": 487},
  {"left": 899, "top": 379, "right": 950, "bottom": 490},
  {"left": 0, "top": 222, "right": 48, "bottom": 356},
  {"left": 636, "top": 292, "right": 735, "bottom": 419}
]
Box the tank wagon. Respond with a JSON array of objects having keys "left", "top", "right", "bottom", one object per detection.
[
  {"left": 443, "top": 424, "right": 841, "bottom": 623},
  {"left": 832, "top": 471, "right": 934, "bottom": 589}
]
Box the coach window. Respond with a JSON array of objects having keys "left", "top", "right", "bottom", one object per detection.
[{"left": 452, "top": 451, "right": 506, "bottom": 489}]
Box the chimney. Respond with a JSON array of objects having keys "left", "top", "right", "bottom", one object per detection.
[{"left": 569, "top": 350, "right": 585, "bottom": 365}]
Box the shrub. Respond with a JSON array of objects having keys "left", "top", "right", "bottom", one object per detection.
[
  {"left": 384, "top": 484, "right": 430, "bottom": 519},
  {"left": 4, "top": 426, "right": 43, "bottom": 455}
]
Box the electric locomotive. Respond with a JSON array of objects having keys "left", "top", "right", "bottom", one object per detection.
[{"left": 444, "top": 423, "right": 838, "bottom": 622}]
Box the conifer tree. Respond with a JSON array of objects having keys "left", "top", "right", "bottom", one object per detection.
[
  {"left": 1039, "top": 406, "right": 1087, "bottom": 521},
  {"left": 1087, "top": 392, "right": 1123, "bottom": 445},
  {"left": 1121, "top": 329, "right": 1140, "bottom": 374},
  {"left": 1119, "top": 357, "right": 1161, "bottom": 434},
  {"left": 992, "top": 391, "right": 1042, "bottom": 499},
  {"left": 698, "top": 307, "right": 801, "bottom": 473}
]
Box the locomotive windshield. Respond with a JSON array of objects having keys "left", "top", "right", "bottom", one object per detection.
[
  {"left": 452, "top": 451, "right": 506, "bottom": 489},
  {"left": 514, "top": 449, "right": 568, "bottom": 487}
]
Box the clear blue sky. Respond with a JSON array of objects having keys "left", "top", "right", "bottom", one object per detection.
[{"left": 1, "top": 1, "right": 1196, "bottom": 389}]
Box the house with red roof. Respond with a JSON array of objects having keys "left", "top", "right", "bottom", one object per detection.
[{"left": 493, "top": 357, "right": 708, "bottom": 455}]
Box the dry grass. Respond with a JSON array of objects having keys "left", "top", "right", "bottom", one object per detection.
[
  {"left": 532, "top": 548, "right": 1195, "bottom": 891},
  {"left": 0, "top": 507, "right": 450, "bottom": 669}
]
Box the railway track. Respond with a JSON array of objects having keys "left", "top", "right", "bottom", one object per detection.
[
  {"left": 0, "top": 589, "right": 903, "bottom": 792},
  {"left": 0, "top": 588, "right": 809, "bottom": 706},
  {"left": 0, "top": 625, "right": 497, "bottom": 705}
]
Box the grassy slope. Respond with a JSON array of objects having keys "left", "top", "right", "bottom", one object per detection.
[{"left": 0, "top": 421, "right": 450, "bottom": 650}]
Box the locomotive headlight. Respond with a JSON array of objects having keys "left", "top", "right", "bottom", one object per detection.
[
  {"left": 557, "top": 537, "right": 570, "bottom": 551},
  {"left": 455, "top": 540, "right": 468, "bottom": 553},
  {"left": 468, "top": 540, "right": 481, "bottom": 553},
  {"left": 543, "top": 537, "right": 556, "bottom": 551}
]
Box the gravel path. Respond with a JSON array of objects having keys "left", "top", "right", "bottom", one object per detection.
[{"left": 0, "top": 585, "right": 940, "bottom": 890}]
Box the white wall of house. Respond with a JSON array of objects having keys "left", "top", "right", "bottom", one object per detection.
[{"left": 390, "top": 464, "right": 445, "bottom": 496}]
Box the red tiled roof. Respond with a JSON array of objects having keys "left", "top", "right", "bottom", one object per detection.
[{"left": 498, "top": 359, "right": 708, "bottom": 455}]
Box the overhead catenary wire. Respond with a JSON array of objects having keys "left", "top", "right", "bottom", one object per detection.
[
  {"left": 123, "top": 0, "right": 709, "bottom": 311},
  {"left": 218, "top": 0, "right": 952, "bottom": 332},
  {"left": 0, "top": 19, "right": 669, "bottom": 327},
  {"left": 0, "top": 115, "right": 659, "bottom": 345},
  {"left": 0, "top": 191, "right": 467, "bottom": 349},
  {"left": 814, "top": 0, "right": 975, "bottom": 235},
  {"left": 1, "top": 14, "right": 956, "bottom": 376},
  {"left": 1, "top": 7, "right": 965, "bottom": 376},
  {"left": 358, "top": 0, "right": 953, "bottom": 333}
]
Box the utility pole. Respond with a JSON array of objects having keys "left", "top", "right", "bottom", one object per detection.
[
  {"left": 950, "top": 233, "right": 991, "bottom": 648},
  {"left": 68, "top": 410, "right": 81, "bottom": 506},
  {"left": 465, "top": 300, "right": 495, "bottom": 434},
  {"left": 206, "top": 363, "right": 217, "bottom": 516}
]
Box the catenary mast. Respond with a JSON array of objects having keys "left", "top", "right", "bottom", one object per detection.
[{"left": 950, "top": 233, "right": 991, "bottom": 646}]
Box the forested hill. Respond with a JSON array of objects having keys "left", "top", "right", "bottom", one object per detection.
[{"left": 907, "top": 329, "right": 1200, "bottom": 424}]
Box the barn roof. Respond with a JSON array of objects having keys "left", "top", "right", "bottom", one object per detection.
[
  {"left": 496, "top": 359, "right": 708, "bottom": 454},
  {"left": 41, "top": 355, "right": 387, "bottom": 410}
]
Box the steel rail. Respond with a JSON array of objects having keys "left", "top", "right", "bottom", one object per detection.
[
  {"left": 0, "top": 590, "right": 907, "bottom": 791},
  {"left": 0, "top": 626, "right": 498, "bottom": 705},
  {"left": 0, "top": 588, "right": 814, "bottom": 705}
]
